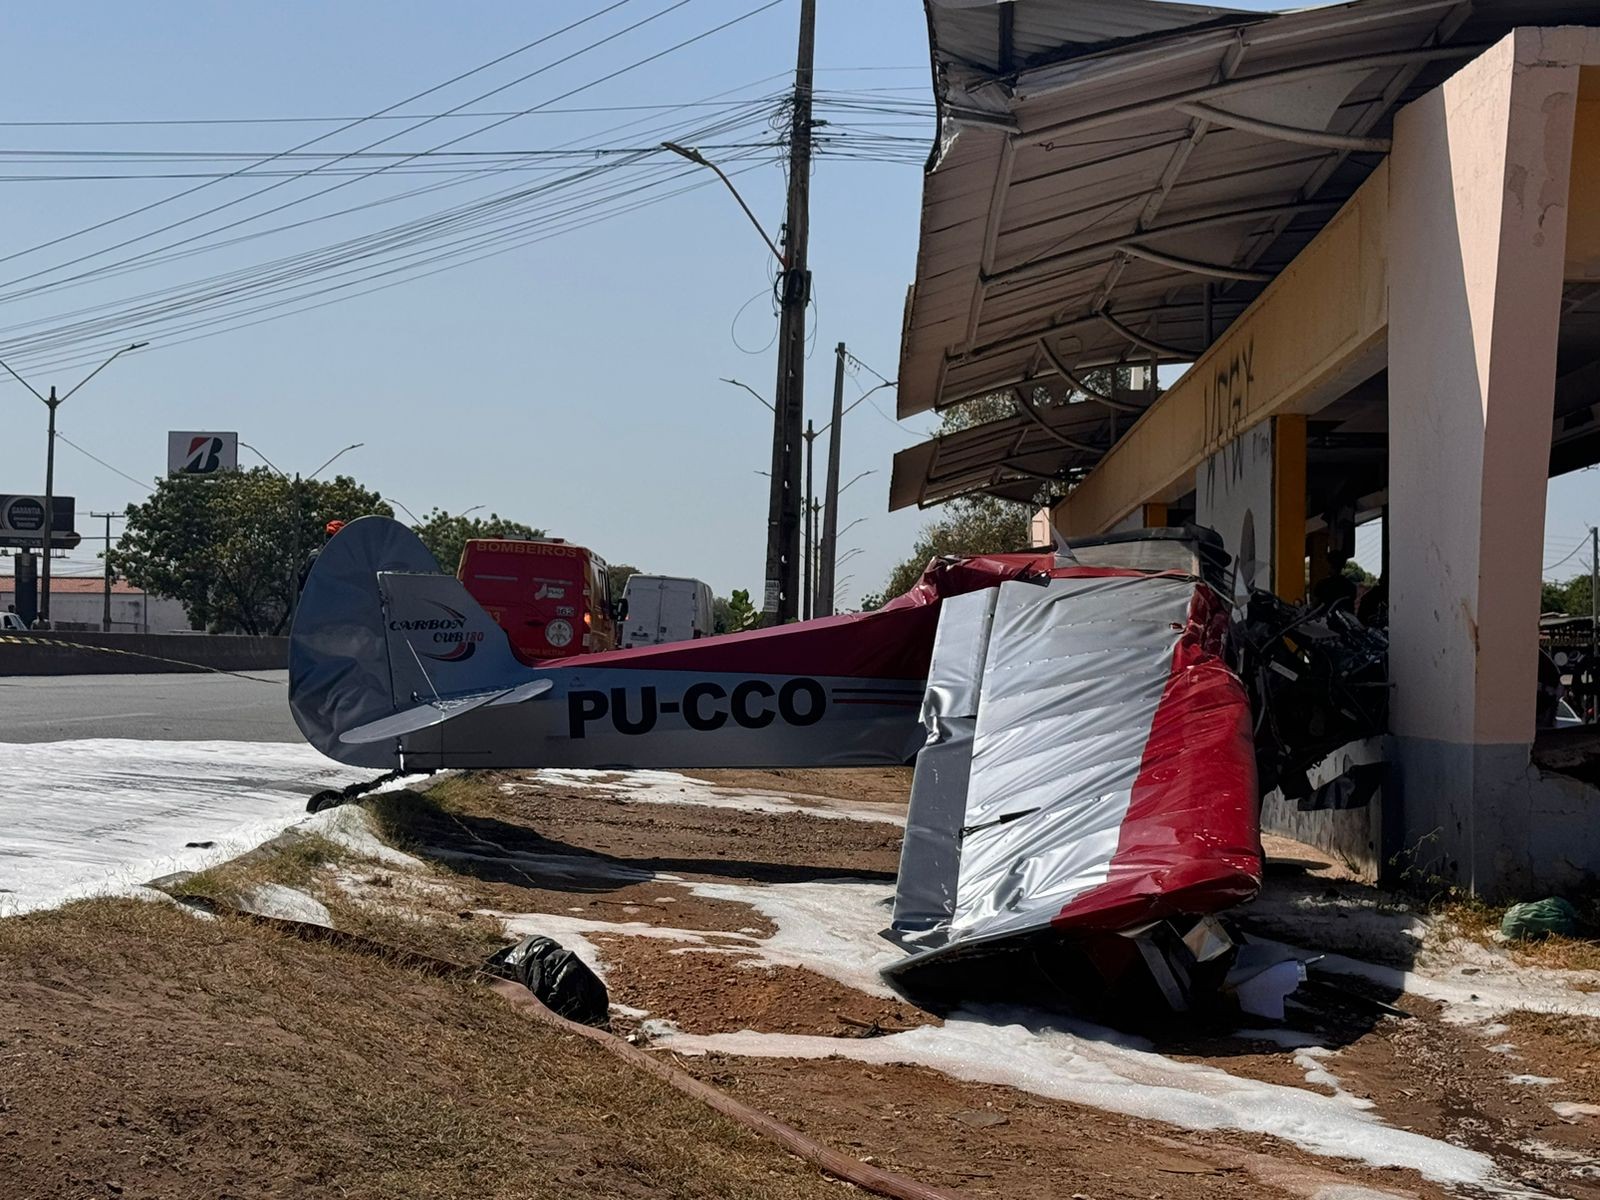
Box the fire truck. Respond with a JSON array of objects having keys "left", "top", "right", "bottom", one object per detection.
[{"left": 456, "top": 537, "right": 618, "bottom": 664}]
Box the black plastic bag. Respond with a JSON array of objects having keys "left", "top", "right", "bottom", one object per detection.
[{"left": 487, "top": 935, "right": 609, "bottom": 1026}]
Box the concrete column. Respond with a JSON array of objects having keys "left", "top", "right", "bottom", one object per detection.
[{"left": 1388, "top": 29, "right": 1599, "bottom": 894}]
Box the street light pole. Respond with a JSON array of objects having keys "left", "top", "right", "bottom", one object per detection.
[
  {"left": 240, "top": 440, "right": 362, "bottom": 627},
  {"left": 42, "top": 387, "right": 58, "bottom": 626},
  {"left": 90, "top": 510, "right": 122, "bottom": 631},
  {"left": 815, "top": 347, "right": 894, "bottom": 618},
  {"left": 0, "top": 341, "right": 147, "bottom": 627}
]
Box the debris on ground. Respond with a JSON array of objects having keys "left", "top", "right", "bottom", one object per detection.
[
  {"left": 1501, "top": 897, "right": 1588, "bottom": 942},
  {"left": 1238, "top": 590, "right": 1389, "bottom": 806},
  {"left": 487, "top": 934, "right": 610, "bottom": 1026}
]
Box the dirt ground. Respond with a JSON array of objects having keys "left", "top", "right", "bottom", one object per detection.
[
  {"left": 0, "top": 897, "right": 845, "bottom": 1200},
  {"left": 366, "top": 770, "right": 1600, "bottom": 1197},
  {"left": 7, "top": 765, "right": 1599, "bottom": 1200}
]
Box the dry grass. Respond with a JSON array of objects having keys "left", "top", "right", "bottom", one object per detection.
[
  {"left": 0, "top": 896, "right": 843, "bottom": 1200},
  {"left": 1435, "top": 892, "right": 1600, "bottom": 974},
  {"left": 165, "top": 818, "right": 507, "bottom": 966}
]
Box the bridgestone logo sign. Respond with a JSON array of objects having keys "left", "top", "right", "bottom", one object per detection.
[{"left": 168, "top": 431, "right": 239, "bottom": 475}]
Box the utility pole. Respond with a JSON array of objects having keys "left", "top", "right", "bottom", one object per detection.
[
  {"left": 0, "top": 342, "right": 146, "bottom": 628},
  {"left": 91, "top": 511, "right": 120, "bottom": 632},
  {"left": 42, "top": 388, "right": 58, "bottom": 626},
  {"left": 802, "top": 420, "right": 817, "bottom": 621},
  {"left": 816, "top": 343, "right": 846, "bottom": 617},
  {"left": 1590, "top": 526, "right": 1597, "bottom": 720},
  {"left": 762, "top": 0, "right": 816, "bottom": 622}
]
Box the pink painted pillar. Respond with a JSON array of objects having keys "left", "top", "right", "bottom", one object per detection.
[{"left": 1388, "top": 29, "right": 1598, "bottom": 894}]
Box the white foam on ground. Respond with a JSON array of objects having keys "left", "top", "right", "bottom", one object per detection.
[
  {"left": 1507, "top": 1074, "right": 1561, "bottom": 1087},
  {"left": 300, "top": 801, "right": 425, "bottom": 868},
  {"left": 1552, "top": 1101, "right": 1600, "bottom": 1120},
  {"left": 494, "top": 869, "right": 1501, "bottom": 1187},
  {"left": 0, "top": 739, "right": 381, "bottom": 915},
  {"left": 650, "top": 1007, "right": 1494, "bottom": 1187},
  {"left": 1293, "top": 1048, "right": 1374, "bottom": 1110},
  {"left": 518, "top": 768, "right": 906, "bottom": 826},
  {"left": 687, "top": 878, "right": 903, "bottom": 998},
  {"left": 1231, "top": 1027, "right": 1330, "bottom": 1049}
]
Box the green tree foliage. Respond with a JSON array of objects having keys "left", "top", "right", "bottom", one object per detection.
[
  {"left": 872, "top": 496, "right": 1034, "bottom": 604},
  {"left": 715, "top": 588, "right": 759, "bottom": 634},
  {"left": 411, "top": 508, "right": 543, "bottom": 573},
  {"left": 863, "top": 391, "right": 1040, "bottom": 607},
  {"left": 112, "top": 468, "right": 391, "bottom": 635},
  {"left": 606, "top": 563, "right": 640, "bottom": 607},
  {"left": 1342, "top": 560, "right": 1378, "bottom": 586},
  {"left": 1544, "top": 572, "right": 1595, "bottom": 616}
]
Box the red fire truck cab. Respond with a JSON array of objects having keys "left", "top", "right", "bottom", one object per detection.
[{"left": 456, "top": 537, "right": 618, "bottom": 664}]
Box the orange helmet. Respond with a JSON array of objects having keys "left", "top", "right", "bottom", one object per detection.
[{"left": 325, "top": 519, "right": 346, "bottom": 537}]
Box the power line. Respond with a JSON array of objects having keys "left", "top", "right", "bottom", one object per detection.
[
  {"left": 0, "top": 47, "right": 790, "bottom": 368},
  {"left": 1545, "top": 537, "right": 1592, "bottom": 574},
  {"left": 0, "top": 0, "right": 787, "bottom": 327},
  {"left": 0, "top": 0, "right": 697, "bottom": 298},
  {"left": 53, "top": 431, "right": 152, "bottom": 491},
  {"left": 0, "top": 1, "right": 639, "bottom": 276}
]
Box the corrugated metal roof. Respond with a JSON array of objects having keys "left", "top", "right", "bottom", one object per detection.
[
  {"left": 889, "top": 390, "right": 1121, "bottom": 510},
  {"left": 896, "top": 0, "right": 1600, "bottom": 507}
]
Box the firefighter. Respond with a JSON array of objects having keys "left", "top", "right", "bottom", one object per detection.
[{"left": 297, "top": 519, "right": 347, "bottom": 594}]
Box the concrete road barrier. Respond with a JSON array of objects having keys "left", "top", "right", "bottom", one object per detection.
[{"left": 0, "top": 631, "right": 288, "bottom": 676}]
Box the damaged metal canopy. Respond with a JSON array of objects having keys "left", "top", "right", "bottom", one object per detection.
[{"left": 896, "top": 0, "right": 1597, "bottom": 506}]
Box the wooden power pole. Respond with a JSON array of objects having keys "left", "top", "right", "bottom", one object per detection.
[{"left": 761, "top": 0, "right": 815, "bottom": 622}]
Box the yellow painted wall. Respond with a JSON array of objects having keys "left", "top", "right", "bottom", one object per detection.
[{"left": 1566, "top": 65, "right": 1600, "bottom": 280}]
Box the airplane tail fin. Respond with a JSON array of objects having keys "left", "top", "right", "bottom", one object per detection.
[{"left": 288, "top": 515, "right": 536, "bottom": 766}]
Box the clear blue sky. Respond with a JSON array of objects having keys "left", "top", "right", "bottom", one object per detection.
[
  {"left": 0, "top": 1, "right": 937, "bottom": 606},
  {"left": 0, "top": 1, "right": 1591, "bottom": 602}
]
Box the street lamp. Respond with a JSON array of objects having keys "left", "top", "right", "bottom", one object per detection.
[
  {"left": 238, "top": 440, "right": 364, "bottom": 625},
  {"left": 662, "top": 143, "right": 787, "bottom": 268},
  {"left": 0, "top": 341, "right": 148, "bottom": 627},
  {"left": 720, "top": 378, "right": 774, "bottom": 412},
  {"left": 308, "top": 442, "right": 363, "bottom": 481},
  {"left": 837, "top": 546, "right": 864, "bottom": 566},
  {"left": 838, "top": 464, "right": 876, "bottom": 492},
  {"left": 838, "top": 516, "right": 867, "bottom": 540}
]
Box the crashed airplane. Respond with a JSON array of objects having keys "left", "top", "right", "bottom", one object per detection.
[{"left": 289, "top": 517, "right": 1264, "bottom": 1012}]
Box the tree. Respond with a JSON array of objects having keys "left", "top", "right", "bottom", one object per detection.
[
  {"left": 874, "top": 496, "right": 1034, "bottom": 602},
  {"left": 865, "top": 391, "right": 1039, "bottom": 606},
  {"left": 606, "top": 563, "right": 640, "bottom": 605},
  {"left": 113, "top": 468, "right": 391, "bottom": 635},
  {"left": 714, "top": 588, "right": 759, "bottom": 633},
  {"left": 411, "top": 508, "right": 543, "bottom": 573},
  {"left": 1342, "top": 560, "right": 1378, "bottom": 587},
  {"left": 1544, "top": 572, "right": 1595, "bottom": 617}
]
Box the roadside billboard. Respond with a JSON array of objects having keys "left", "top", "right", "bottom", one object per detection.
[
  {"left": 0, "top": 495, "right": 79, "bottom": 549},
  {"left": 167, "top": 431, "right": 239, "bottom": 475}
]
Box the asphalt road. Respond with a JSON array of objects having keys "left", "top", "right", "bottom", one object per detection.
[{"left": 0, "top": 670, "right": 301, "bottom": 744}]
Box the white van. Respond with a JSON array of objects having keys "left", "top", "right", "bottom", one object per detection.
[{"left": 618, "top": 575, "right": 715, "bottom": 648}]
